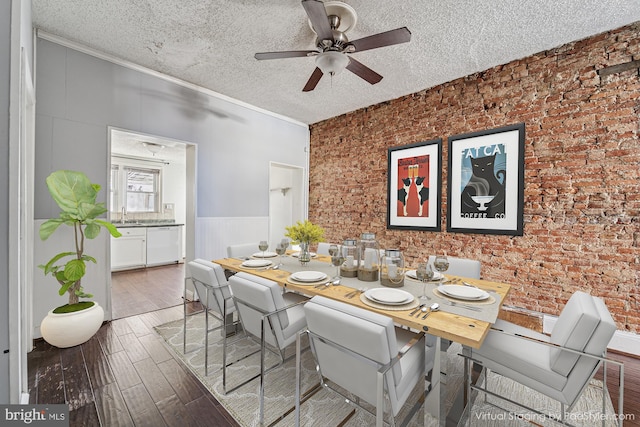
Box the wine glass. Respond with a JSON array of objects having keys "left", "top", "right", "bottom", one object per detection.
[
  {"left": 258, "top": 240, "right": 268, "bottom": 258},
  {"left": 331, "top": 252, "right": 344, "bottom": 282},
  {"left": 416, "top": 262, "right": 434, "bottom": 301},
  {"left": 328, "top": 244, "right": 339, "bottom": 257},
  {"left": 433, "top": 255, "right": 449, "bottom": 281},
  {"left": 275, "top": 242, "right": 287, "bottom": 267}
]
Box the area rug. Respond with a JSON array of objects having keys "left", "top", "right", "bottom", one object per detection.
[{"left": 155, "top": 314, "right": 616, "bottom": 427}]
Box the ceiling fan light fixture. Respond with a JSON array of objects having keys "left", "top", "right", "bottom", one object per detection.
[{"left": 315, "top": 51, "right": 349, "bottom": 76}]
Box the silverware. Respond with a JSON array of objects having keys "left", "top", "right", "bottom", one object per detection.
[
  {"left": 442, "top": 300, "right": 481, "bottom": 311},
  {"left": 345, "top": 287, "right": 365, "bottom": 298},
  {"left": 409, "top": 304, "right": 426, "bottom": 316},
  {"left": 422, "top": 303, "right": 440, "bottom": 319},
  {"left": 313, "top": 281, "right": 331, "bottom": 289}
]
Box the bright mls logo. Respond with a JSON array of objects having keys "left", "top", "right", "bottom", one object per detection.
[{"left": 1, "top": 405, "right": 68, "bottom": 426}]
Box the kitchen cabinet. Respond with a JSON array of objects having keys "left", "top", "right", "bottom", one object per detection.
[
  {"left": 111, "top": 227, "right": 146, "bottom": 270},
  {"left": 146, "top": 226, "right": 182, "bottom": 266},
  {"left": 111, "top": 224, "right": 183, "bottom": 271}
]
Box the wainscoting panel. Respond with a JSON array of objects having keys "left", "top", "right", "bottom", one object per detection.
[{"left": 195, "top": 217, "right": 269, "bottom": 261}]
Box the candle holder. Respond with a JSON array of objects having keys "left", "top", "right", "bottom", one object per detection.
[
  {"left": 340, "top": 239, "right": 358, "bottom": 278},
  {"left": 380, "top": 249, "right": 405, "bottom": 288},
  {"left": 357, "top": 233, "right": 379, "bottom": 282}
]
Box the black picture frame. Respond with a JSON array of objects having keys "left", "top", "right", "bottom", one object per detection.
[
  {"left": 447, "top": 123, "right": 525, "bottom": 236},
  {"left": 387, "top": 139, "right": 442, "bottom": 231}
]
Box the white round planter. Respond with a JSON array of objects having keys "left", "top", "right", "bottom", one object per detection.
[{"left": 40, "top": 302, "right": 104, "bottom": 348}]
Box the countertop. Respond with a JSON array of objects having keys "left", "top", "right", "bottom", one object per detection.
[{"left": 114, "top": 222, "right": 184, "bottom": 228}]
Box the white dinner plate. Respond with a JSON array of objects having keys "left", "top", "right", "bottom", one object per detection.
[
  {"left": 405, "top": 270, "right": 443, "bottom": 281},
  {"left": 364, "top": 288, "right": 414, "bottom": 305},
  {"left": 241, "top": 259, "right": 272, "bottom": 268},
  {"left": 438, "top": 285, "right": 489, "bottom": 301},
  {"left": 252, "top": 251, "right": 278, "bottom": 258},
  {"left": 291, "top": 252, "right": 317, "bottom": 258},
  {"left": 290, "top": 271, "right": 327, "bottom": 282}
]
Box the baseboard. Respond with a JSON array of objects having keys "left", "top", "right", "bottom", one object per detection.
[{"left": 544, "top": 314, "right": 640, "bottom": 357}]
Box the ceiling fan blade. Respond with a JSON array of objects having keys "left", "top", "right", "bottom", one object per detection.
[
  {"left": 302, "top": 0, "right": 334, "bottom": 43},
  {"left": 349, "top": 27, "right": 411, "bottom": 53},
  {"left": 346, "top": 57, "right": 383, "bottom": 85},
  {"left": 302, "top": 67, "right": 324, "bottom": 92},
  {"left": 255, "top": 50, "right": 317, "bottom": 60}
]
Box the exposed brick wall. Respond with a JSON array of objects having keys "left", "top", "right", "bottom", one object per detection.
[{"left": 309, "top": 22, "right": 640, "bottom": 332}]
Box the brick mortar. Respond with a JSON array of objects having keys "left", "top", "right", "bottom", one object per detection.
[{"left": 308, "top": 22, "right": 640, "bottom": 333}]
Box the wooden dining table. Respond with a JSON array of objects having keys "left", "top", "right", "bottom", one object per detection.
[{"left": 214, "top": 252, "right": 512, "bottom": 425}]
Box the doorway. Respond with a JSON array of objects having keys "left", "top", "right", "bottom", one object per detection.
[
  {"left": 269, "top": 162, "right": 305, "bottom": 246},
  {"left": 108, "top": 128, "right": 196, "bottom": 319}
]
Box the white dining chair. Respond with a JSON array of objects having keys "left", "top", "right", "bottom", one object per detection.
[
  {"left": 226, "top": 272, "right": 309, "bottom": 425},
  {"left": 316, "top": 242, "right": 332, "bottom": 255},
  {"left": 227, "top": 242, "right": 258, "bottom": 259},
  {"left": 428, "top": 255, "right": 481, "bottom": 279},
  {"left": 461, "top": 291, "right": 623, "bottom": 426},
  {"left": 184, "top": 259, "right": 240, "bottom": 375},
  {"left": 298, "top": 295, "right": 426, "bottom": 427}
]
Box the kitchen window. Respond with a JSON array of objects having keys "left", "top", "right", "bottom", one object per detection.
[{"left": 111, "top": 164, "right": 162, "bottom": 213}]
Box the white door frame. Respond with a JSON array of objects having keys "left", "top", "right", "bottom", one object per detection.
[
  {"left": 8, "top": 44, "right": 35, "bottom": 403},
  {"left": 268, "top": 162, "right": 305, "bottom": 246},
  {"left": 107, "top": 128, "right": 196, "bottom": 316}
]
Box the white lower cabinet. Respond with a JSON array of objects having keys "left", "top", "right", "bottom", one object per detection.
[
  {"left": 146, "top": 226, "right": 182, "bottom": 266},
  {"left": 111, "top": 225, "right": 183, "bottom": 271},
  {"left": 111, "top": 227, "right": 147, "bottom": 271}
]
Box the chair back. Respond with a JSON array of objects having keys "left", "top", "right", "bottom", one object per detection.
[
  {"left": 187, "top": 260, "right": 232, "bottom": 316},
  {"left": 316, "top": 242, "right": 331, "bottom": 256},
  {"left": 304, "top": 296, "right": 403, "bottom": 409},
  {"left": 227, "top": 243, "right": 257, "bottom": 258},
  {"left": 550, "top": 292, "right": 616, "bottom": 405},
  {"left": 428, "top": 255, "right": 481, "bottom": 279},
  {"left": 229, "top": 272, "right": 290, "bottom": 348}
]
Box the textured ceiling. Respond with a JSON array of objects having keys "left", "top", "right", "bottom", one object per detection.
[{"left": 32, "top": 0, "right": 640, "bottom": 125}]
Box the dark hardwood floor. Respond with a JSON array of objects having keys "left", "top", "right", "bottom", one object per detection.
[
  {"left": 111, "top": 263, "right": 185, "bottom": 319},
  {"left": 28, "top": 303, "right": 239, "bottom": 427}
]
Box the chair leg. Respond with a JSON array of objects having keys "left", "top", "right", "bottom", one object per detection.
[
  {"left": 376, "top": 370, "right": 384, "bottom": 427},
  {"left": 260, "top": 316, "right": 267, "bottom": 425},
  {"left": 183, "top": 278, "right": 188, "bottom": 354},
  {"left": 204, "top": 293, "right": 210, "bottom": 376}
]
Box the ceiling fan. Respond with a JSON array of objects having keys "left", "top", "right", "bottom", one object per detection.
[{"left": 254, "top": 0, "right": 411, "bottom": 92}]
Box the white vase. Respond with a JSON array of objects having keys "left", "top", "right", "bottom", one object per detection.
[{"left": 40, "top": 302, "right": 104, "bottom": 348}]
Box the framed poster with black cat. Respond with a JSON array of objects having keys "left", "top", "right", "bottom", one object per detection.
[
  {"left": 447, "top": 123, "right": 525, "bottom": 235},
  {"left": 387, "top": 138, "right": 442, "bottom": 231}
]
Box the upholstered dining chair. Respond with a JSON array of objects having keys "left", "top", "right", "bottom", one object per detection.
[
  {"left": 461, "top": 291, "right": 623, "bottom": 426},
  {"left": 227, "top": 272, "right": 309, "bottom": 425},
  {"left": 227, "top": 242, "right": 258, "bottom": 259},
  {"left": 298, "top": 296, "right": 426, "bottom": 427},
  {"left": 316, "top": 242, "right": 331, "bottom": 255},
  {"left": 184, "top": 259, "right": 239, "bottom": 375},
  {"left": 427, "top": 255, "right": 481, "bottom": 279}
]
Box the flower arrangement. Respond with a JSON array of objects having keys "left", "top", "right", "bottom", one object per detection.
[{"left": 284, "top": 220, "right": 325, "bottom": 244}]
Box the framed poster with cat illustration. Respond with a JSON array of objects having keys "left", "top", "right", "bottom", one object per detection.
[
  {"left": 387, "top": 138, "right": 442, "bottom": 231},
  {"left": 447, "top": 123, "right": 525, "bottom": 235}
]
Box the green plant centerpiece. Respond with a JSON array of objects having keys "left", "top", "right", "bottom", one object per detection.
[
  {"left": 284, "top": 220, "right": 325, "bottom": 265},
  {"left": 38, "top": 170, "right": 121, "bottom": 348}
]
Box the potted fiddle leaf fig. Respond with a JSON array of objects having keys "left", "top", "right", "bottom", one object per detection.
[{"left": 38, "top": 170, "right": 122, "bottom": 348}]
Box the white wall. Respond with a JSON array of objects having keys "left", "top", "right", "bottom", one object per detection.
[{"left": 33, "top": 37, "right": 309, "bottom": 334}]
